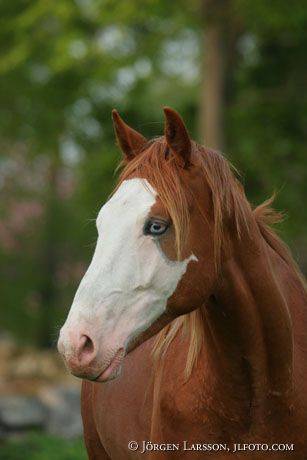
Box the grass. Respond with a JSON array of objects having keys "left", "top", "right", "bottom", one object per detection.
[{"left": 0, "top": 433, "right": 87, "bottom": 460}]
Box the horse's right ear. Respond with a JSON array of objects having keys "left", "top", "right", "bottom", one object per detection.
[
  {"left": 112, "top": 110, "right": 147, "bottom": 161},
  {"left": 163, "top": 107, "right": 191, "bottom": 168}
]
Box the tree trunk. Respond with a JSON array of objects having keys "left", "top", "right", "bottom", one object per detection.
[
  {"left": 199, "top": 0, "right": 242, "bottom": 150},
  {"left": 38, "top": 153, "right": 61, "bottom": 348}
]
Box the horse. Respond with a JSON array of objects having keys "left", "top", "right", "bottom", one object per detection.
[{"left": 58, "top": 107, "right": 307, "bottom": 459}]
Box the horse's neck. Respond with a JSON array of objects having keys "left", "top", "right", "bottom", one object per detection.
[{"left": 205, "top": 222, "right": 301, "bottom": 419}]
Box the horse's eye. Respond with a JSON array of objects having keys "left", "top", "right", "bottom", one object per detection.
[{"left": 143, "top": 219, "right": 168, "bottom": 236}]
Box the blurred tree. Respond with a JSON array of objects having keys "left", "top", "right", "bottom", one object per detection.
[
  {"left": 199, "top": 0, "right": 243, "bottom": 149},
  {"left": 228, "top": 0, "right": 307, "bottom": 250}
]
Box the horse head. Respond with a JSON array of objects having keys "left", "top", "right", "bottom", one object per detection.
[{"left": 58, "top": 108, "right": 223, "bottom": 382}]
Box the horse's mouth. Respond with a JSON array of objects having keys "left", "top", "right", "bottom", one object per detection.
[{"left": 93, "top": 348, "right": 125, "bottom": 382}]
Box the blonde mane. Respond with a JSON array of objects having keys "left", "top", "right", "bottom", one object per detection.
[{"left": 117, "top": 138, "right": 306, "bottom": 380}]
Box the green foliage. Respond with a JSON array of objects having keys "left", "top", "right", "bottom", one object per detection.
[
  {"left": 0, "top": 434, "right": 86, "bottom": 460},
  {"left": 228, "top": 0, "right": 307, "bottom": 240}
]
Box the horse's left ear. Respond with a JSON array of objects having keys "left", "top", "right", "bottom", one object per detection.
[
  {"left": 112, "top": 109, "right": 147, "bottom": 161},
  {"left": 163, "top": 107, "right": 191, "bottom": 168}
]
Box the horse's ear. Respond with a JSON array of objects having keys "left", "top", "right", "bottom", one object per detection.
[
  {"left": 112, "top": 109, "right": 147, "bottom": 161},
  {"left": 163, "top": 107, "right": 191, "bottom": 168}
]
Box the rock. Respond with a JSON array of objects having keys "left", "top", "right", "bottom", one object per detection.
[
  {"left": 38, "top": 385, "right": 83, "bottom": 438},
  {"left": 0, "top": 336, "right": 19, "bottom": 383},
  {"left": 0, "top": 396, "right": 46, "bottom": 430},
  {"left": 7, "top": 350, "right": 66, "bottom": 381},
  {"left": 0, "top": 338, "right": 83, "bottom": 439}
]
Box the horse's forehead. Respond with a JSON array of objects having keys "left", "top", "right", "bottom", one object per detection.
[{"left": 97, "top": 178, "right": 157, "bottom": 226}]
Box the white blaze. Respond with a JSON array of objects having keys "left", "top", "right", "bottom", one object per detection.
[{"left": 62, "top": 178, "right": 196, "bottom": 357}]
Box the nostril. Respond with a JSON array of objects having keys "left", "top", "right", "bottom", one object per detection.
[{"left": 79, "top": 334, "right": 94, "bottom": 356}]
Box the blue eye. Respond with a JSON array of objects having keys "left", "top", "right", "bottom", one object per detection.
[{"left": 144, "top": 219, "right": 168, "bottom": 236}]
